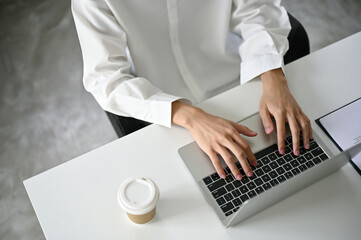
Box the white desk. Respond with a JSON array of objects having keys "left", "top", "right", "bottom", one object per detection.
[{"left": 25, "top": 32, "right": 361, "bottom": 240}]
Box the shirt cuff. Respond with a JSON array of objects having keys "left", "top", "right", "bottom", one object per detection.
[
  {"left": 150, "top": 92, "right": 192, "bottom": 128},
  {"left": 240, "top": 54, "right": 285, "bottom": 85}
]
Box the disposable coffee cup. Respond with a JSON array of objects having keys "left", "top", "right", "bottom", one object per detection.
[{"left": 118, "top": 177, "right": 159, "bottom": 224}]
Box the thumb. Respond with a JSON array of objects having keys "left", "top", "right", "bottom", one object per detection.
[
  {"left": 259, "top": 104, "right": 274, "bottom": 134},
  {"left": 231, "top": 122, "right": 257, "bottom": 137}
]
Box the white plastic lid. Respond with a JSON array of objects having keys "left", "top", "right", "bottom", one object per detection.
[{"left": 117, "top": 177, "right": 159, "bottom": 215}]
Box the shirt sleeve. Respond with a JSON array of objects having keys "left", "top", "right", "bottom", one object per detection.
[
  {"left": 71, "top": 0, "right": 187, "bottom": 128},
  {"left": 230, "top": 0, "right": 291, "bottom": 84}
]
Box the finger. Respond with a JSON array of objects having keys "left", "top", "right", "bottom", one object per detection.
[
  {"left": 225, "top": 142, "right": 253, "bottom": 178},
  {"left": 299, "top": 114, "right": 311, "bottom": 149},
  {"left": 288, "top": 115, "right": 300, "bottom": 156},
  {"left": 307, "top": 115, "right": 313, "bottom": 140},
  {"left": 259, "top": 104, "right": 274, "bottom": 134},
  {"left": 232, "top": 134, "right": 257, "bottom": 167},
  {"left": 208, "top": 150, "right": 226, "bottom": 179},
  {"left": 275, "top": 114, "right": 286, "bottom": 155},
  {"left": 230, "top": 122, "right": 257, "bottom": 137},
  {"left": 217, "top": 146, "right": 242, "bottom": 180}
]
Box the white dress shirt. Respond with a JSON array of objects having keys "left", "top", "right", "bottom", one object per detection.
[{"left": 71, "top": 0, "right": 291, "bottom": 127}]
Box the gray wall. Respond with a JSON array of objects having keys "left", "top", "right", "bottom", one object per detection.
[{"left": 0, "top": 0, "right": 360, "bottom": 239}]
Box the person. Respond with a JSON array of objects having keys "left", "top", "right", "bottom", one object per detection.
[{"left": 72, "top": 0, "right": 310, "bottom": 181}]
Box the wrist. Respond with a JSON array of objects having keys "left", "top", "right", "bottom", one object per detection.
[
  {"left": 171, "top": 101, "right": 202, "bottom": 129},
  {"left": 260, "top": 68, "right": 288, "bottom": 88}
]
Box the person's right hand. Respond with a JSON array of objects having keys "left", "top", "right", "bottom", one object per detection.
[{"left": 172, "top": 101, "right": 258, "bottom": 180}]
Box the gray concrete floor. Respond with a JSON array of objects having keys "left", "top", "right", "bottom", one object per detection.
[{"left": 0, "top": 0, "right": 360, "bottom": 239}]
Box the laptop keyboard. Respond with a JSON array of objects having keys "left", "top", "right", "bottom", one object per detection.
[{"left": 202, "top": 136, "right": 329, "bottom": 217}]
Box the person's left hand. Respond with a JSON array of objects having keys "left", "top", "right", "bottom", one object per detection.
[{"left": 259, "top": 68, "right": 312, "bottom": 156}]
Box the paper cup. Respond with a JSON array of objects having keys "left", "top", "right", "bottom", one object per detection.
[{"left": 118, "top": 177, "right": 159, "bottom": 224}]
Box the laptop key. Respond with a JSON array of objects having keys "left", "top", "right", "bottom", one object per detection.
[
  {"left": 239, "top": 185, "right": 248, "bottom": 194},
  {"left": 225, "top": 175, "right": 234, "bottom": 183},
  {"left": 212, "top": 187, "right": 227, "bottom": 199},
  {"left": 305, "top": 153, "right": 313, "bottom": 160},
  {"left": 290, "top": 160, "right": 299, "bottom": 168},
  {"left": 221, "top": 202, "right": 235, "bottom": 213},
  {"left": 261, "top": 156, "right": 271, "bottom": 165},
  {"left": 312, "top": 147, "right": 324, "bottom": 157},
  {"left": 275, "top": 151, "right": 283, "bottom": 158},
  {"left": 216, "top": 197, "right": 226, "bottom": 206},
  {"left": 268, "top": 153, "right": 277, "bottom": 161},
  {"left": 298, "top": 156, "right": 306, "bottom": 164},
  {"left": 286, "top": 135, "right": 293, "bottom": 144},
  {"left": 247, "top": 182, "right": 256, "bottom": 190},
  {"left": 225, "top": 183, "right": 235, "bottom": 192},
  {"left": 320, "top": 153, "right": 329, "bottom": 161},
  {"left": 203, "top": 176, "right": 212, "bottom": 185},
  {"left": 277, "top": 158, "right": 286, "bottom": 165},
  {"left": 241, "top": 177, "right": 250, "bottom": 184},
  {"left": 283, "top": 163, "right": 292, "bottom": 171},
  {"left": 211, "top": 173, "right": 220, "bottom": 181},
  {"left": 225, "top": 167, "right": 232, "bottom": 174},
  {"left": 270, "top": 161, "right": 279, "bottom": 169},
  {"left": 249, "top": 174, "right": 257, "bottom": 181},
  {"left": 262, "top": 165, "right": 272, "bottom": 173},
  {"left": 276, "top": 167, "right": 285, "bottom": 175},
  {"left": 277, "top": 175, "right": 286, "bottom": 183},
  {"left": 255, "top": 169, "right": 265, "bottom": 177},
  {"left": 306, "top": 161, "right": 315, "bottom": 168},
  {"left": 240, "top": 194, "right": 249, "bottom": 202},
  {"left": 263, "top": 182, "right": 272, "bottom": 190},
  {"left": 313, "top": 157, "right": 322, "bottom": 165},
  {"left": 284, "top": 154, "right": 293, "bottom": 162},
  {"left": 299, "top": 164, "right": 308, "bottom": 172},
  {"left": 233, "top": 207, "right": 240, "bottom": 213},
  {"left": 248, "top": 190, "right": 257, "bottom": 199},
  {"left": 233, "top": 181, "right": 242, "bottom": 188},
  {"left": 269, "top": 170, "right": 278, "bottom": 179},
  {"left": 224, "top": 193, "right": 233, "bottom": 201},
  {"left": 255, "top": 186, "right": 264, "bottom": 194},
  {"left": 232, "top": 198, "right": 242, "bottom": 207},
  {"left": 255, "top": 178, "right": 264, "bottom": 186},
  {"left": 225, "top": 211, "right": 233, "bottom": 217},
  {"left": 309, "top": 141, "right": 318, "bottom": 150},
  {"left": 270, "top": 179, "right": 279, "bottom": 187},
  {"left": 291, "top": 168, "right": 301, "bottom": 176},
  {"left": 284, "top": 172, "right": 293, "bottom": 179},
  {"left": 261, "top": 174, "right": 271, "bottom": 182},
  {"left": 231, "top": 189, "right": 241, "bottom": 198},
  {"left": 207, "top": 178, "right": 226, "bottom": 192},
  {"left": 300, "top": 147, "right": 306, "bottom": 155}
]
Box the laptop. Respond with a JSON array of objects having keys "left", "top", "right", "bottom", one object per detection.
[{"left": 178, "top": 112, "right": 361, "bottom": 228}]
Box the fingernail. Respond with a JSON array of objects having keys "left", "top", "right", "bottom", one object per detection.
[
  {"left": 220, "top": 173, "right": 226, "bottom": 179},
  {"left": 265, "top": 127, "right": 272, "bottom": 134},
  {"left": 305, "top": 143, "right": 310, "bottom": 149},
  {"left": 295, "top": 150, "right": 300, "bottom": 156},
  {"left": 236, "top": 174, "right": 242, "bottom": 180},
  {"left": 251, "top": 161, "right": 257, "bottom": 167},
  {"left": 280, "top": 148, "right": 285, "bottom": 155},
  {"left": 247, "top": 171, "right": 253, "bottom": 177},
  {"left": 250, "top": 130, "right": 257, "bottom": 135}
]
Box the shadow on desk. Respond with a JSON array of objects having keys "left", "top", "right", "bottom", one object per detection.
[{"left": 154, "top": 187, "right": 206, "bottom": 223}]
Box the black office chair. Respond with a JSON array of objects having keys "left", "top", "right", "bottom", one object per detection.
[{"left": 106, "top": 13, "right": 310, "bottom": 138}]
